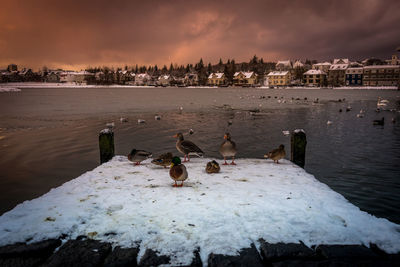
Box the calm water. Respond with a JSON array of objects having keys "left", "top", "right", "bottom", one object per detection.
[{"left": 1, "top": 87, "right": 400, "bottom": 223}]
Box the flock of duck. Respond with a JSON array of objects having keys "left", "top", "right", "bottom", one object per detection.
[{"left": 127, "top": 133, "right": 286, "bottom": 187}]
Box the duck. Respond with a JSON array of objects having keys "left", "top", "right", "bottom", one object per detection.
[
  {"left": 127, "top": 149, "right": 152, "bottom": 165},
  {"left": 264, "top": 144, "right": 286, "bottom": 164},
  {"left": 373, "top": 117, "right": 384, "bottom": 126},
  {"left": 174, "top": 132, "right": 204, "bottom": 162},
  {"left": 169, "top": 156, "right": 188, "bottom": 187},
  {"left": 154, "top": 115, "right": 161, "bottom": 120},
  {"left": 219, "top": 132, "right": 237, "bottom": 165},
  {"left": 206, "top": 160, "right": 220, "bottom": 174},
  {"left": 151, "top": 152, "right": 173, "bottom": 168}
]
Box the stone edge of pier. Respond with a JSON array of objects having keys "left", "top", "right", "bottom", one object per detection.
[{"left": 1, "top": 237, "right": 400, "bottom": 267}]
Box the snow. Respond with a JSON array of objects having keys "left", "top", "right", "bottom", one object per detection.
[
  {"left": 303, "top": 70, "right": 326, "bottom": 75},
  {"left": 267, "top": 71, "right": 289, "bottom": 76},
  {"left": 208, "top": 73, "right": 224, "bottom": 79},
  {"left": 0, "top": 86, "right": 21, "bottom": 92},
  {"left": 1, "top": 157, "right": 399, "bottom": 265}
]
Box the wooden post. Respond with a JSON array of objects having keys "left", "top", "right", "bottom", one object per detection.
[
  {"left": 291, "top": 129, "right": 307, "bottom": 168},
  {"left": 99, "top": 129, "right": 114, "bottom": 164}
]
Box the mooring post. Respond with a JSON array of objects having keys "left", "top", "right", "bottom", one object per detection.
[
  {"left": 291, "top": 129, "right": 307, "bottom": 168},
  {"left": 99, "top": 128, "right": 115, "bottom": 164}
]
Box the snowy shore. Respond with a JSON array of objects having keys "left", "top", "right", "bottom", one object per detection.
[{"left": 0, "top": 157, "right": 399, "bottom": 266}]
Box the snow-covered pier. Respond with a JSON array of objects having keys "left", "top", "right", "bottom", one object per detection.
[{"left": 0, "top": 157, "right": 400, "bottom": 266}]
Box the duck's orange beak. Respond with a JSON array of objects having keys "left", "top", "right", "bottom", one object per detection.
[
  {"left": 173, "top": 134, "right": 178, "bottom": 138},
  {"left": 224, "top": 135, "right": 227, "bottom": 139}
]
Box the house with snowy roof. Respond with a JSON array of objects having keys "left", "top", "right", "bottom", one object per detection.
[
  {"left": 134, "top": 73, "right": 151, "bottom": 86},
  {"left": 184, "top": 73, "right": 199, "bottom": 86},
  {"left": 232, "top": 71, "right": 257, "bottom": 86},
  {"left": 275, "top": 60, "right": 292, "bottom": 71},
  {"left": 267, "top": 71, "right": 291, "bottom": 87},
  {"left": 293, "top": 60, "right": 304, "bottom": 69},
  {"left": 59, "top": 71, "right": 93, "bottom": 84},
  {"left": 45, "top": 72, "right": 60, "bottom": 83},
  {"left": 328, "top": 58, "right": 349, "bottom": 86},
  {"left": 312, "top": 62, "right": 332, "bottom": 73},
  {"left": 208, "top": 72, "right": 227, "bottom": 86},
  {"left": 158, "top": 74, "right": 172, "bottom": 86},
  {"left": 303, "top": 69, "right": 327, "bottom": 87}
]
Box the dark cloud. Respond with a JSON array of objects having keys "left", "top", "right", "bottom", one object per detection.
[{"left": 0, "top": 0, "right": 399, "bottom": 70}]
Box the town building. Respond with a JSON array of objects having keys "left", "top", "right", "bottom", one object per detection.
[
  {"left": 345, "top": 67, "right": 363, "bottom": 86},
  {"left": 303, "top": 69, "right": 327, "bottom": 87},
  {"left": 293, "top": 60, "right": 304, "bottom": 69},
  {"left": 158, "top": 74, "right": 172, "bottom": 86},
  {"left": 7, "top": 64, "right": 17, "bottom": 72},
  {"left": 184, "top": 73, "right": 199, "bottom": 86},
  {"left": 45, "top": 72, "right": 60, "bottom": 83},
  {"left": 328, "top": 58, "right": 349, "bottom": 86},
  {"left": 208, "top": 72, "right": 227, "bottom": 86},
  {"left": 134, "top": 73, "right": 151, "bottom": 86},
  {"left": 312, "top": 62, "right": 332, "bottom": 73},
  {"left": 232, "top": 71, "right": 257, "bottom": 86},
  {"left": 275, "top": 60, "right": 292, "bottom": 71},
  {"left": 266, "top": 71, "right": 291, "bottom": 87},
  {"left": 59, "top": 71, "right": 93, "bottom": 84},
  {"left": 363, "top": 65, "right": 400, "bottom": 86}
]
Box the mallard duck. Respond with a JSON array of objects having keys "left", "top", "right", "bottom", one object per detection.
[
  {"left": 151, "top": 152, "right": 173, "bottom": 168},
  {"left": 127, "top": 149, "right": 152, "bottom": 165},
  {"left": 174, "top": 132, "right": 204, "bottom": 162},
  {"left": 169, "top": 156, "right": 188, "bottom": 187},
  {"left": 206, "top": 160, "right": 220, "bottom": 173},
  {"left": 219, "top": 133, "right": 237, "bottom": 165},
  {"left": 264, "top": 144, "right": 286, "bottom": 164},
  {"left": 373, "top": 117, "right": 384, "bottom": 125}
]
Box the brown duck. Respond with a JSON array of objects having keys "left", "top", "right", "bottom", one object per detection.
[
  {"left": 169, "top": 156, "right": 188, "bottom": 187},
  {"left": 206, "top": 160, "right": 220, "bottom": 173},
  {"left": 151, "top": 152, "right": 173, "bottom": 168},
  {"left": 174, "top": 132, "right": 204, "bottom": 162},
  {"left": 219, "top": 133, "right": 237, "bottom": 165},
  {"left": 264, "top": 144, "right": 286, "bottom": 163}
]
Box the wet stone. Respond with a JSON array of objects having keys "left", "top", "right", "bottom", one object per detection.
[
  {"left": 138, "top": 249, "right": 170, "bottom": 266},
  {"left": 174, "top": 248, "right": 202, "bottom": 267},
  {"left": 208, "top": 243, "right": 263, "bottom": 267},
  {"left": 0, "top": 239, "right": 61, "bottom": 258},
  {"left": 43, "top": 239, "right": 111, "bottom": 267},
  {"left": 259, "top": 240, "right": 315, "bottom": 262},
  {"left": 316, "top": 245, "right": 378, "bottom": 259},
  {"left": 104, "top": 246, "right": 139, "bottom": 267},
  {"left": 0, "top": 239, "right": 61, "bottom": 267}
]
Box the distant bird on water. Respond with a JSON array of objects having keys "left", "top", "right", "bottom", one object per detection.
[
  {"left": 206, "top": 160, "right": 220, "bottom": 174},
  {"left": 151, "top": 152, "right": 173, "bottom": 168},
  {"left": 169, "top": 156, "right": 188, "bottom": 187},
  {"left": 128, "top": 149, "right": 152, "bottom": 165},
  {"left": 219, "top": 132, "right": 237, "bottom": 165},
  {"left": 373, "top": 117, "right": 384, "bottom": 126},
  {"left": 174, "top": 132, "right": 204, "bottom": 162},
  {"left": 264, "top": 144, "right": 286, "bottom": 164}
]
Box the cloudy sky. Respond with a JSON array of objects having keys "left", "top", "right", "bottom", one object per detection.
[{"left": 1, "top": 0, "right": 399, "bottom": 70}]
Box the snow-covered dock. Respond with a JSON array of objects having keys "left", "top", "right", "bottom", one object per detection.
[{"left": 0, "top": 157, "right": 399, "bottom": 266}]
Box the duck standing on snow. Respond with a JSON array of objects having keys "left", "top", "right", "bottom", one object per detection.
[
  {"left": 206, "top": 160, "right": 220, "bottom": 173},
  {"left": 128, "top": 149, "right": 152, "bottom": 165},
  {"left": 174, "top": 132, "right": 204, "bottom": 162},
  {"left": 264, "top": 144, "right": 286, "bottom": 164},
  {"left": 151, "top": 152, "right": 173, "bottom": 168},
  {"left": 219, "top": 132, "right": 237, "bottom": 165},
  {"left": 170, "top": 156, "right": 188, "bottom": 187}
]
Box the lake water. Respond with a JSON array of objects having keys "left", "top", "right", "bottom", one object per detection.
[{"left": 0, "top": 86, "right": 399, "bottom": 223}]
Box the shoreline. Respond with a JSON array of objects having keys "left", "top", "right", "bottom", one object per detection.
[{"left": 0, "top": 82, "right": 399, "bottom": 90}]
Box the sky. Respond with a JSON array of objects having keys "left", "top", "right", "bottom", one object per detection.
[{"left": 0, "top": 0, "right": 399, "bottom": 70}]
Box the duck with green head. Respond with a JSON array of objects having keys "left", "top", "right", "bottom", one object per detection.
[{"left": 169, "top": 156, "right": 188, "bottom": 187}]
